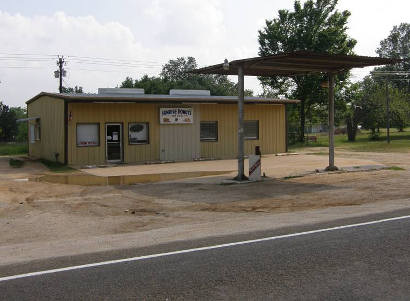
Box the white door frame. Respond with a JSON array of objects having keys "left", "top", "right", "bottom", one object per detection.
[{"left": 105, "top": 123, "right": 123, "bottom": 163}]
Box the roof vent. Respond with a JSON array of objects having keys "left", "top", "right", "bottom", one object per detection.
[
  {"left": 169, "top": 89, "right": 211, "bottom": 96},
  {"left": 98, "top": 88, "right": 144, "bottom": 95}
]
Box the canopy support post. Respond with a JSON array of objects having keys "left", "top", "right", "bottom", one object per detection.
[
  {"left": 326, "top": 72, "right": 338, "bottom": 171},
  {"left": 235, "top": 64, "right": 247, "bottom": 181}
]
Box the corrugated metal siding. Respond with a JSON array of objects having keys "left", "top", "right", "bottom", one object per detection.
[
  {"left": 67, "top": 102, "right": 285, "bottom": 165},
  {"left": 27, "top": 96, "right": 65, "bottom": 163},
  {"left": 159, "top": 104, "right": 200, "bottom": 161},
  {"left": 67, "top": 103, "right": 160, "bottom": 165},
  {"left": 200, "top": 104, "right": 286, "bottom": 159}
]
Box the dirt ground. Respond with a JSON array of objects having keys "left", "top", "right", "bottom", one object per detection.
[{"left": 0, "top": 150, "right": 409, "bottom": 255}]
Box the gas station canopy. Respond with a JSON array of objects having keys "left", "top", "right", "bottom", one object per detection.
[{"left": 192, "top": 51, "right": 401, "bottom": 180}]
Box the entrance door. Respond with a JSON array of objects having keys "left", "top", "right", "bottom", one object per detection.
[
  {"left": 160, "top": 105, "right": 200, "bottom": 161},
  {"left": 106, "top": 123, "right": 122, "bottom": 162}
]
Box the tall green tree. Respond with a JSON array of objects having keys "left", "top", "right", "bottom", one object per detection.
[
  {"left": 258, "top": 0, "right": 356, "bottom": 141},
  {"left": 376, "top": 23, "right": 410, "bottom": 92},
  {"left": 121, "top": 57, "right": 253, "bottom": 96},
  {"left": 0, "top": 102, "right": 17, "bottom": 142},
  {"left": 160, "top": 57, "right": 197, "bottom": 81},
  {"left": 10, "top": 107, "right": 27, "bottom": 142},
  {"left": 338, "top": 82, "right": 362, "bottom": 141},
  {"left": 388, "top": 87, "right": 410, "bottom": 131},
  {"left": 355, "top": 76, "right": 388, "bottom": 138}
]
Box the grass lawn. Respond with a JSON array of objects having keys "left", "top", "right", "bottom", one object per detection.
[
  {"left": 9, "top": 158, "right": 25, "bottom": 168},
  {"left": 0, "top": 143, "right": 28, "bottom": 156},
  {"left": 290, "top": 128, "right": 410, "bottom": 153},
  {"left": 0, "top": 143, "right": 73, "bottom": 172},
  {"left": 40, "top": 159, "right": 74, "bottom": 173}
]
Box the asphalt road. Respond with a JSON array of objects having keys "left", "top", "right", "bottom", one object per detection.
[{"left": 1, "top": 212, "right": 409, "bottom": 300}]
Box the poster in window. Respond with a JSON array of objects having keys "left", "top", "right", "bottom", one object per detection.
[
  {"left": 112, "top": 132, "right": 118, "bottom": 141},
  {"left": 129, "top": 123, "right": 148, "bottom": 144},
  {"left": 77, "top": 124, "right": 99, "bottom": 146}
]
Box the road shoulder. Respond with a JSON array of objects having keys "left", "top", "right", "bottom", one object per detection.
[{"left": 1, "top": 199, "right": 409, "bottom": 277}]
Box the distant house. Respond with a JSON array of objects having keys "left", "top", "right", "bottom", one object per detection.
[{"left": 25, "top": 88, "right": 297, "bottom": 165}]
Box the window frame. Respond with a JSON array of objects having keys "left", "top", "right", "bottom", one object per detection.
[
  {"left": 244, "top": 120, "right": 259, "bottom": 140},
  {"left": 35, "top": 121, "right": 41, "bottom": 141},
  {"left": 200, "top": 121, "right": 218, "bottom": 142},
  {"left": 76, "top": 123, "right": 100, "bottom": 147},
  {"left": 29, "top": 121, "right": 41, "bottom": 143},
  {"left": 29, "top": 124, "right": 36, "bottom": 144},
  {"left": 128, "top": 122, "right": 150, "bottom": 145}
]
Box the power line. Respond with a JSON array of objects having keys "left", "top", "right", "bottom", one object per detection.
[
  {"left": 0, "top": 65, "right": 50, "bottom": 69},
  {"left": 0, "top": 53, "right": 165, "bottom": 88},
  {"left": 69, "top": 61, "right": 162, "bottom": 68},
  {"left": 0, "top": 53, "right": 164, "bottom": 66},
  {"left": 0, "top": 54, "right": 164, "bottom": 71},
  {"left": 0, "top": 52, "right": 57, "bottom": 56},
  {"left": 65, "top": 67, "right": 158, "bottom": 73},
  {"left": 0, "top": 57, "right": 55, "bottom": 62},
  {"left": 67, "top": 55, "right": 162, "bottom": 65},
  {"left": 371, "top": 71, "right": 410, "bottom": 76}
]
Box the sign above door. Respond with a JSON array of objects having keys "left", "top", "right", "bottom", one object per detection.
[{"left": 160, "top": 108, "right": 193, "bottom": 124}]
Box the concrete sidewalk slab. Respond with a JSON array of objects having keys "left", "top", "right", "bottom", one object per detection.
[{"left": 80, "top": 154, "right": 380, "bottom": 181}]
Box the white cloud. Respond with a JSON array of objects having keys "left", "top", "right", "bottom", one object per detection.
[
  {"left": 144, "top": 0, "right": 226, "bottom": 47},
  {"left": 0, "top": 11, "right": 165, "bottom": 106},
  {"left": 0, "top": 6, "right": 255, "bottom": 107},
  {"left": 1, "top": 0, "right": 409, "bottom": 107}
]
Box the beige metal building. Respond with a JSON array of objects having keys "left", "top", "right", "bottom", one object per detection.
[{"left": 26, "top": 89, "right": 297, "bottom": 165}]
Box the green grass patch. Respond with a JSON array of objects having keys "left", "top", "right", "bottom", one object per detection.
[
  {"left": 9, "top": 158, "right": 24, "bottom": 168},
  {"left": 40, "top": 159, "right": 74, "bottom": 173},
  {"left": 290, "top": 128, "right": 410, "bottom": 153},
  {"left": 0, "top": 143, "right": 28, "bottom": 155},
  {"left": 385, "top": 166, "right": 405, "bottom": 171}
]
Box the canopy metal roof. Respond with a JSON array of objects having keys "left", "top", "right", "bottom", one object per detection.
[{"left": 191, "top": 51, "right": 401, "bottom": 76}]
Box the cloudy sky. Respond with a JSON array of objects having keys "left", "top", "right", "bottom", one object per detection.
[{"left": 0, "top": 0, "right": 409, "bottom": 107}]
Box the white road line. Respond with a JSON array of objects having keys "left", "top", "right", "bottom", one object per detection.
[{"left": 1, "top": 214, "right": 409, "bottom": 282}]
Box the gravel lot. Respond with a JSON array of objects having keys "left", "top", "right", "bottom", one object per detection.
[{"left": 0, "top": 150, "right": 409, "bottom": 264}]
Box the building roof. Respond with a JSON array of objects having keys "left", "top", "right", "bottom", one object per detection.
[
  {"left": 191, "top": 51, "right": 401, "bottom": 76},
  {"left": 26, "top": 92, "right": 299, "bottom": 105}
]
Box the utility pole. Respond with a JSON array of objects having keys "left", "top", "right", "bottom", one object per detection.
[{"left": 55, "top": 56, "right": 66, "bottom": 93}]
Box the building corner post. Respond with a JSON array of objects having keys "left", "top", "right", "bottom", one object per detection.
[
  {"left": 235, "top": 64, "right": 247, "bottom": 180},
  {"left": 326, "top": 72, "right": 338, "bottom": 171},
  {"left": 285, "top": 104, "right": 288, "bottom": 153},
  {"left": 64, "top": 100, "right": 68, "bottom": 165}
]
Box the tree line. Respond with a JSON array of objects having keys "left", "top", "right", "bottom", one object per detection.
[
  {"left": 120, "top": 56, "right": 253, "bottom": 96},
  {"left": 1, "top": 0, "right": 408, "bottom": 144},
  {"left": 257, "top": 0, "right": 409, "bottom": 142},
  {"left": 0, "top": 103, "right": 27, "bottom": 142},
  {"left": 120, "top": 0, "right": 408, "bottom": 142}
]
